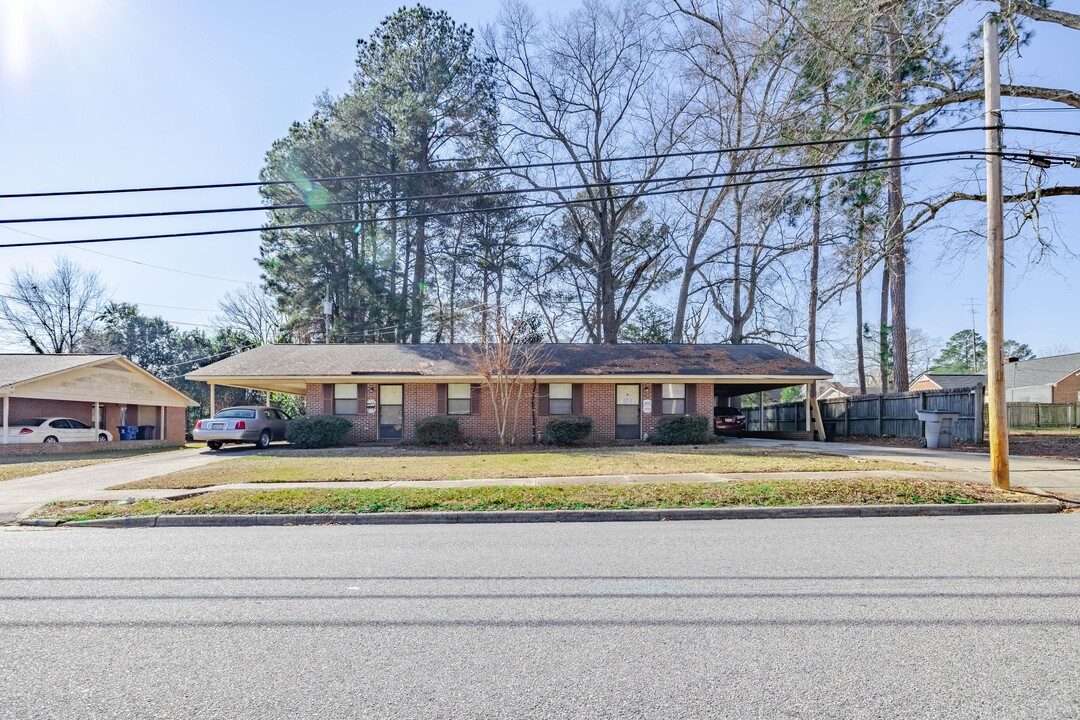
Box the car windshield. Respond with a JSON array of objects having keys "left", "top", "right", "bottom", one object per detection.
[
  {"left": 14, "top": 418, "right": 46, "bottom": 426},
  {"left": 214, "top": 409, "right": 257, "bottom": 419}
]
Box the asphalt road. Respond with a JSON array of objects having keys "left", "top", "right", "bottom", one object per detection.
[{"left": 1, "top": 515, "right": 1078, "bottom": 719}]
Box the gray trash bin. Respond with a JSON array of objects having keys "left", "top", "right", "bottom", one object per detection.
[{"left": 915, "top": 409, "right": 961, "bottom": 449}]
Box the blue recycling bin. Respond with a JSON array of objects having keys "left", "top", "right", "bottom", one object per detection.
[{"left": 117, "top": 425, "right": 138, "bottom": 441}]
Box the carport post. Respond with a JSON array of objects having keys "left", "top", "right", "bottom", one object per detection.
[
  {"left": 265, "top": 391, "right": 272, "bottom": 408},
  {"left": 210, "top": 383, "right": 216, "bottom": 416},
  {"left": 804, "top": 383, "right": 811, "bottom": 433},
  {"left": 2, "top": 395, "right": 8, "bottom": 445}
]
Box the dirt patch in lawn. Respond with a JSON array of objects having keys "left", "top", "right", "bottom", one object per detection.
[
  {"left": 110, "top": 445, "right": 922, "bottom": 490},
  {"left": 35, "top": 477, "right": 1049, "bottom": 522}
]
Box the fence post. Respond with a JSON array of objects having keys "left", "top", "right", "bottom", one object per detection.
[
  {"left": 844, "top": 398, "right": 850, "bottom": 437},
  {"left": 878, "top": 395, "right": 885, "bottom": 437},
  {"left": 974, "top": 384, "right": 985, "bottom": 443}
]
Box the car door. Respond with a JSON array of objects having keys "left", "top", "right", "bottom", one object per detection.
[
  {"left": 46, "top": 419, "right": 72, "bottom": 442},
  {"left": 66, "top": 419, "right": 94, "bottom": 441},
  {"left": 266, "top": 410, "right": 286, "bottom": 440}
]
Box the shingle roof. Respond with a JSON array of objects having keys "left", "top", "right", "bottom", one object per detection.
[
  {"left": 0, "top": 354, "right": 115, "bottom": 388},
  {"left": 187, "top": 343, "right": 830, "bottom": 380},
  {"left": 920, "top": 373, "right": 986, "bottom": 390},
  {"left": 1004, "top": 352, "right": 1080, "bottom": 389}
]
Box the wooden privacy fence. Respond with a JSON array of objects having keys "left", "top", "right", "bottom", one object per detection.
[
  {"left": 997, "top": 402, "right": 1080, "bottom": 429},
  {"left": 744, "top": 385, "right": 986, "bottom": 442}
]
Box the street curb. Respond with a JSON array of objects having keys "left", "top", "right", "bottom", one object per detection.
[{"left": 18, "top": 501, "right": 1062, "bottom": 528}]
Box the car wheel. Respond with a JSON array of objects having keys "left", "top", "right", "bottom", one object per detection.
[
  {"left": 98, "top": 434, "right": 109, "bottom": 442},
  {"left": 43, "top": 436, "right": 59, "bottom": 444},
  {"left": 207, "top": 441, "right": 222, "bottom": 451},
  {"left": 256, "top": 430, "right": 271, "bottom": 450}
]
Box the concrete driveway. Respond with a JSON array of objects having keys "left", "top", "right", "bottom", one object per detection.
[{"left": 0, "top": 446, "right": 257, "bottom": 523}]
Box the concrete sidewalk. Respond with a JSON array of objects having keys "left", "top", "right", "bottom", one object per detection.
[{"left": 0, "top": 446, "right": 256, "bottom": 522}]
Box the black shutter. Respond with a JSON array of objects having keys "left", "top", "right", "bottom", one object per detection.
[
  {"left": 652, "top": 383, "right": 663, "bottom": 416},
  {"left": 572, "top": 383, "right": 584, "bottom": 415},
  {"left": 470, "top": 384, "right": 482, "bottom": 415},
  {"left": 437, "top": 384, "right": 447, "bottom": 415},
  {"left": 538, "top": 383, "right": 550, "bottom": 415},
  {"left": 685, "top": 384, "right": 697, "bottom": 415}
]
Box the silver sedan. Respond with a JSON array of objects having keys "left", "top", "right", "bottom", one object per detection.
[{"left": 192, "top": 406, "right": 289, "bottom": 450}]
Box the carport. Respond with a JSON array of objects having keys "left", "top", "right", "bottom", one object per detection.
[{"left": 0, "top": 354, "right": 197, "bottom": 447}]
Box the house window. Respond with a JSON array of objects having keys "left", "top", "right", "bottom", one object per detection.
[
  {"left": 333, "top": 384, "right": 358, "bottom": 415},
  {"left": 447, "top": 383, "right": 472, "bottom": 415},
  {"left": 549, "top": 383, "right": 573, "bottom": 415},
  {"left": 662, "top": 383, "right": 686, "bottom": 415}
]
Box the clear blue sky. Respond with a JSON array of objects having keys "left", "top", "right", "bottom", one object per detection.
[{"left": 0, "top": 0, "right": 1076, "bottom": 366}]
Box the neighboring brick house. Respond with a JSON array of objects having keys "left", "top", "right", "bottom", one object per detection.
[
  {"left": 1, "top": 354, "right": 196, "bottom": 449},
  {"left": 187, "top": 343, "right": 831, "bottom": 444},
  {"left": 1001, "top": 352, "right": 1080, "bottom": 403},
  {"left": 909, "top": 373, "right": 985, "bottom": 393}
]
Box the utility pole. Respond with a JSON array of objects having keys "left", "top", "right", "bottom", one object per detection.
[
  {"left": 963, "top": 298, "right": 980, "bottom": 371},
  {"left": 984, "top": 20, "right": 1009, "bottom": 491}
]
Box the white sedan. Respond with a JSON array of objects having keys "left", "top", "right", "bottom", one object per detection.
[{"left": 2, "top": 418, "right": 112, "bottom": 444}]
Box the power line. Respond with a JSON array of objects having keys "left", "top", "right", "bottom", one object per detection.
[
  {"left": 0, "top": 148, "right": 990, "bottom": 226},
  {"left": 0, "top": 152, "right": 980, "bottom": 248},
  {"left": 0, "top": 224, "right": 251, "bottom": 284},
  {"left": 0, "top": 151, "right": 1047, "bottom": 250},
  {"left": 0, "top": 124, "right": 1007, "bottom": 201}
]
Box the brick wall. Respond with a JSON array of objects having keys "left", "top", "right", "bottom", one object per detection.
[
  {"left": 1053, "top": 370, "right": 1080, "bottom": 404},
  {"left": 304, "top": 380, "right": 715, "bottom": 445}
]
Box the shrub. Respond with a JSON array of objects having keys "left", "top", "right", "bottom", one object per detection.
[
  {"left": 415, "top": 416, "right": 462, "bottom": 445},
  {"left": 285, "top": 414, "right": 352, "bottom": 449},
  {"left": 650, "top": 415, "right": 712, "bottom": 445},
  {"left": 544, "top": 416, "right": 594, "bottom": 445}
]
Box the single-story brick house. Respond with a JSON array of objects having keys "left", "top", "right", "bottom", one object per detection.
[
  {"left": 1001, "top": 352, "right": 1080, "bottom": 403},
  {"left": 187, "top": 343, "right": 831, "bottom": 443},
  {"left": 1, "top": 354, "right": 196, "bottom": 448},
  {"left": 910, "top": 373, "right": 986, "bottom": 393}
]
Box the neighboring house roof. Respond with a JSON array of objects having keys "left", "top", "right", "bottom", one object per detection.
[
  {"left": 187, "top": 343, "right": 831, "bottom": 396},
  {"left": 819, "top": 381, "right": 882, "bottom": 398},
  {"left": 914, "top": 373, "right": 986, "bottom": 390},
  {"left": 1003, "top": 352, "right": 1080, "bottom": 389},
  {"left": 0, "top": 353, "right": 197, "bottom": 407},
  {"left": 0, "top": 353, "right": 110, "bottom": 388}
]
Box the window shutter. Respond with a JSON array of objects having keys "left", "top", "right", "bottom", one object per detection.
[
  {"left": 437, "top": 384, "right": 447, "bottom": 415},
  {"left": 652, "top": 383, "right": 663, "bottom": 416},
  {"left": 538, "top": 383, "right": 550, "bottom": 415},
  {"left": 685, "top": 384, "right": 697, "bottom": 415},
  {"left": 323, "top": 385, "right": 333, "bottom": 414},
  {"left": 572, "top": 384, "right": 584, "bottom": 415},
  {"left": 471, "top": 384, "right": 482, "bottom": 414}
]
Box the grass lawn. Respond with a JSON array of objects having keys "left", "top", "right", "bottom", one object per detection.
[
  {"left": 112, "top": 445, "right": 921, "bottom": 490},
  {"left": 34, "top": 478, "right": 1046, "bottom": 523},
  {"left": 0, "top": 445, "right": 185, "bottom": 483}
]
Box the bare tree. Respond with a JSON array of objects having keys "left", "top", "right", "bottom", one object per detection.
[
  {"left": 215, "top": 284, "right": 287, "bottom": 345},
  {"left": 487, "top": 0, "right": 693, "bottom": 343},
  {"left": 465, "top": 307, "right": 549, "bottom": 445},
  {"left": 0, "top": 256, "right": 106, "bottom": 353}
]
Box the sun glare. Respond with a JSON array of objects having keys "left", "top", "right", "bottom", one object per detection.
[{"left": 2, "top": 0, "right": 106, "bottom": 82}]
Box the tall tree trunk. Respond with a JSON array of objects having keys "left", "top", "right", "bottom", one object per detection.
[
  {"left": 808, "top": 177, "right": 822, "bottom": 397},
  {"left": 879, "top": 260, "right": 890, "bottom": 393},
  {"left": 855, "top": 230, "right": 867, "bottom": 396},
  {"left": 885, "top": 14, "right": 909, "bottom": 390}
]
